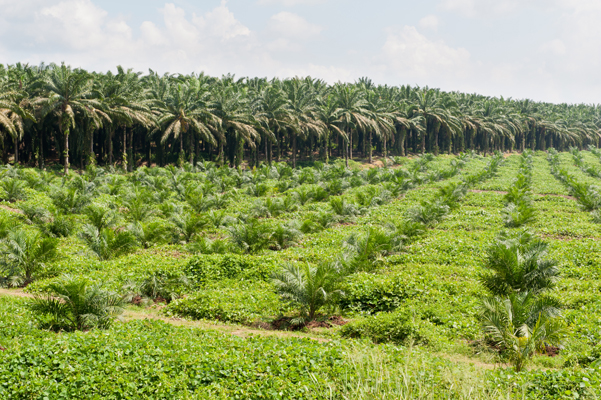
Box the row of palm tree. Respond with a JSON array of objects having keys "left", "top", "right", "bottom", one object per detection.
[{"left": 2, "top": 63, "right": 601, "bottom": 173}]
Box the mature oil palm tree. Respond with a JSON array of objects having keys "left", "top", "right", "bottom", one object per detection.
[
  {"left": 35, "top": 64, "right": 106, "bottom": 174},
  {"left": 0, "top": 76, "right": 36, "bottom": 164},
  {"left": 334, "top": 84, "right": 375, "bottom": 167},
  {"left": 210, "top": 83, "right": 259, "bottom": 167},
  {"left": 252, "top": 84, "right": 292, "bottom": 165},
  {"left": 99, "top": 67, "right": 154, "bottom": 169},
  {"left": 411, "top": 88, "right": 461, "bottom": 155},
  {"left": 316, "top": 94, "right": 346, "bottom": 163},
  {"left": 363, "top": 88, "right": 396, "bottom": 161},
  {"left": 472, "top": 101, "right": 519, "bottom": 155},
  {"left": 157, "top": 77, "right": 217, "bottom": 165},
  {"left": 283, "top": 78, "right": 325, "bottom": 167}
]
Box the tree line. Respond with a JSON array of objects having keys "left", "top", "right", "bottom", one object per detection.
[{"left": 1, "top": 62, "right": 600, "bottom": 173}]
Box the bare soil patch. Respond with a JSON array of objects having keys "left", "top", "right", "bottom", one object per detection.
[
  {"left": 0, "top": 205, "right": 23, "bottom": 214},
  {"left": 468, "top": 189, "right": 576, "bottom": 200},
  {"left": 0, "top": 288, "right": 34, "bottom": 298}
]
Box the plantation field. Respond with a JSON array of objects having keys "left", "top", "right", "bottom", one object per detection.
[{"left": 1, "top": 150, "right": 601, "bottom": 399}]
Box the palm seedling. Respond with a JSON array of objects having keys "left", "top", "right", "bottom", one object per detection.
[
  {"left": 79, "top": 224, "right": 138, "bottom": 261},
  {"left": 480, "top": 230, "right": 559, "bottom": 296},
  {"left": 479, "top": 230, "right": 565, "bottom": 371},
  {"left": 28, "top": 276, "right": 125, "bottom": 331},
  {"left": 438, "top": 182, "right": 467, "bottom": 209},
  {"left": 271, "top": 221, "right": 303, "bottom": 250},
  {"left": 186, "top": 188, "right": 211, "bottom": 213},
  {"left": 226, "top": 218, "right": 273, "bottom": 254},
  {"left": 170, "top": 212, "right": 208, "bottom": 243},
  {"left": 502, "top": 201, "right": 536, "bottom": 228},
  {"left": 0, "top": 229, "right": 59, "bottom": 286},
  {"left": 329, "top": 197, "right": 362, "bottom": 221},
  {"left": 406, "top": 199, "right": 450, "bottom": 226},
  {"left": 479, "top": 292, "right": 565, "bottom": 372},
  {"left": 272, "top": 262, "right": 345, "bottom": 325},
  {"left": 341, "top": 226, "right": 402, "bottom": 273},
  {"left": 293, "top": 185, "right": 314, "bottom": 205},
  {"left": 251, "top": 197, "right": 281, "bottom": 218},
  {"left": 206, "top": 192, "right": 231, "bottom": 209},
  {"left": 300, "top": 210, "right": 338, "bottom": 234},
  {"left": 122, "top": 192, "right": 156, "bottom": 222},
  {"left": 138, "top": 272, "right": 189, "bottom": 303},
  {"left": 51, "top": 187, "right": 91, "bottom": 214},
  {"left": 309, "top": 186, "right": 329, "bottom": 202},
  {"left": 504, "top": 185, "right": 531, "bottom": 205},
  {"left": 0, "top": 178, "right": 27, "bottom": 202},
  {"left": 326, "top": 178, "right": 344, "bottom": 195},
  {"left": 19, "top": 203, "right": 52, "bottom": 226},
  {"left": 84, "top": 204, "right": 117, "bottom": 231},
  {"left": 247, "top": 182, "right": 270, "bottom": 197},
  {"left": 187, "top": 235, "right": 231, "bottom": 254},
  {"left": 129, "top": 221, "right": 171, "bottom": 249},
  {"left": 41, "top": 214, "right": 75, "bottom": 238},
  {"left": 203, "top": 210, "right": 238, "bottom": 229},
  {"left": 0, "top": 215, "right": 19, "bottom": 239}
]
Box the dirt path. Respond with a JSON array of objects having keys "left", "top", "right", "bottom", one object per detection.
[
  {"left": 0, "top": 289, "right": 331, "bottom": 343},
  {"left": 122, "top": 308, "right": 332, "bottom": 342},
  {"left": 0, "top": 288, "right": 33, "bottom": 298},
  {"left": 0, "top": 289, "right": 509, "bottom": 369},
  {"left": 0, "top": 205, "right": 23, "bottom": 214},
  {"left": 468, "top": 189, "right": 576, "bottom": 200}
]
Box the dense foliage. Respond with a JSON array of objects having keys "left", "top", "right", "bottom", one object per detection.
[
  {"left": 2, "top": 63, "right": 601, "bottom": 175},
  {"left": 1, "top": 150, "right": 601, "bottom": 398}
]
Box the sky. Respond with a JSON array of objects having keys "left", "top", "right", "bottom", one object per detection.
[{"left": 0, "top": 0, "right": 599, "bottom": 104}]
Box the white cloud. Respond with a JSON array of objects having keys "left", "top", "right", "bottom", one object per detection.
[
  {"left": 193, "top": 1, "right": 251, "bottom": 39},
  {"left": 379, "top": 26, "right": 471, "bottom": 82},
  {"left": 268, "top": 12, "right": 322, "bottom": 38},
  {"left": 540, "top": 39, "right": 566, "bottom": 55},
  {"left": 0, "top": 0, "right": 347, "bottom": 81},
  {"left": 418, "top": 15, "right": 439, "bottom": 30},
  {"left": 439, "top": 0, "right": 536, "bottom": 17},
  {"left": 257, "top": 0, "right": 326, "bottom": 5}
]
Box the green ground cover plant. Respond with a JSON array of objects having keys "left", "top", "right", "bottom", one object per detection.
[{"left": 1, "top": 152, "right": 601, "bottom": 398}]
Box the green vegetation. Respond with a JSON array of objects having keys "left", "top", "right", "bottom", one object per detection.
[
  {"left": 2, "top": 63, "right": 601, "bottom": 174},
  {"left": 1, "top": 150, "right": 601, "bottom": 398}
]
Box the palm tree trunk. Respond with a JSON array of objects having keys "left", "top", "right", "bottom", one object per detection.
[
  {"left": 218, "top": 140, "right": 224, "bottom": 166},
  {"left": 400, "top": 129, "right": 406, "bottom": 157},
  {"left": 421, "top": 130, "right": 426, "bottom": 154},
  {"left": 129, "top": 128, "right": 134, "bottom": 171},
  {"left": 39, "top": 129, "right": 44, "bottom": 169},
  {"left": 109, "top": 130, "right": 114, "bottom": 165},
  {"left": 64, "top": 128, "right": 70, "bottom": 174},
  {"left": 122, "top": 126, "right": 127, "bottom": 170},
  {"left": 292, "top": 133, "right": 297, "bottom": 168},
  {"left": 433, "top": 123, "right": 440, "bottom": 156},
  {"left": 349, "top": 131, "right": 353, "bottom": 160},
  {"left": 383, "top": 136, "right": 387, "bottom": 159},
  {"left": 345, "top": 130, "right": 349, "bottom": 168},
  {"left": 265, "top": 134, "right": 269, "bottom": 166},
  {"left": 369, "top": 131, "right": 373, "bottom": 163},
  {"left": 89, "top": 129, "right": 95, "bottom": 165},
  {"left": 14, "top": 136, "right": 18, "bottom": 164},
  {"left": 189, "top": 132, "right": 194, "bottom": 165}
]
